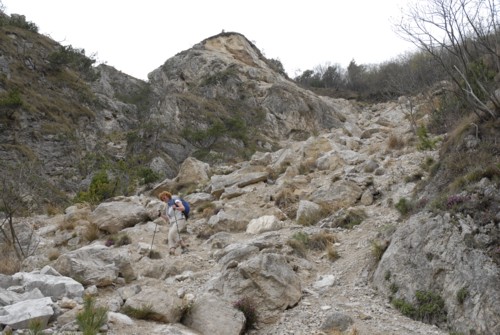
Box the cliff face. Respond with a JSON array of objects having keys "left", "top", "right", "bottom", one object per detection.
[{"left": 0, "top": 25, "right": 344, "bottom": 204}]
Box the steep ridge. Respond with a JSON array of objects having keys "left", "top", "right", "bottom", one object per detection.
[{"left": 2, "top": 97, "right": 458, "bottom": 335}]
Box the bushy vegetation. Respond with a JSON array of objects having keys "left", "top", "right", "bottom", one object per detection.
[
  {"left": 48, "top": 45, "right": 97, "bottom": 79},
  {"left": 0, "top": 89, "right": 23, "bottom": 108},
  {"left": 76, "top": 296, "right": 108, "bottom": 335},
  {"left": 394, "top": 197, "right": 409, "bottom": 215},
  {"left": 73, "top": 152, "right": 163, "bottom": 205},
  {"left": 294, "top": 51, "right": 445, "bottom": 101},
  {"left": 371, "top": 239, "right": 389, "bottom": 262},
  {"left": 27, "top": 318, "right": 46, "bottom": 335},
  {"left": 416, "top": 126, "right": 438, "bottom": 151},
  {"left": 74, "top": 170, "right": 116, "bottom": 205},
  {"left": 456, "top": 287, "right": 469, "bottom": 305},
  {"left": 392, "top": 290, "right": 447, "bottom": 325},
  {"left": 2, "top": 13, "right": 38, "bottom": 32}
]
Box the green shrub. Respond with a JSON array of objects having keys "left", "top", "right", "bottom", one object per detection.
[
  {"left": 371, "top": 239, "right": 388, "bottom": 261},
  {"left": 8, "top": 15, "right": 38, "bottom": 32},
  {"left": 48, "top": 45, "right": 96, "bottom": 76},
  {"left": 138, "top": 167, "right": 160, "bottom": 185},
  {"left": 287, "top": 231, "right": 309, "bottom": 257},
  {"left": 392, "top": 290, "right": 446, "bottom": 325},
  {"left": 465, "top": 165, "right": 500, "bottom": 184},
  {"left": 416, "top": 126, "right": 438, "bottom": 151},
  {"left": 395, "top": 197, "right": 413, "bottom": 216},
  {"left": 456, "top": 287, "right": 468, "bottom": 304},
  {"left": 392, "top": 298, "right": 416, "bottom": 318},
  {"left": 0, "top": 89, "right": 23, "bottom": 108},
  {"left": 27, "top": 318, "right": 45, "bottom": 335},
  {"left": 414, "top": 290, "right": 446, "bottom": 324},
  {"left": 74, "top": 170, "right": 116, "bottom": 204},
  {"left": 420, "top": 156, "right": 435, "bottom": 171},
  {"left": 291, "top": 231, "right": 309, "bottom": 245},
  {"left": 76, "top": 296, "right": 108, "bottom": 335}
]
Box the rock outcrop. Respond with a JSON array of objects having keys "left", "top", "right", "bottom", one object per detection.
[{"left": 2, "top": 96, "right": 498, "bottom": 334}]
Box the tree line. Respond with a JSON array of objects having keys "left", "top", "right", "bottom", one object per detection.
[{"left": 293, "top": 0, "right": 499, "bottom": 123}]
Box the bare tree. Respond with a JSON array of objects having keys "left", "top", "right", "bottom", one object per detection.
[
  {"left": 0, "top": 161, "right": 43, "bottom": 260},
  {"left": 395, "top": 0, "right": 500, "bottom": 120}
]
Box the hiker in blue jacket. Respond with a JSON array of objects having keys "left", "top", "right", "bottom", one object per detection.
[{"left": 158, "top": 191, "right": 188, "bottom": 255}]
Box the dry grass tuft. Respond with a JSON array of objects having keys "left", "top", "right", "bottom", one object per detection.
[
  {"left": 0, "top": 246, "right": 21, "bottom": 275},
  {"left": 46, "top": 203, "right": 63, "bottom": 216},
  {"left": 287, "top": 231, "right": 338, "bottom": 259},
  {"left": 308, "top": 231, "right": 337, "bottom": 250},
  {"left": 326, "top": 243, "right": 339, "bottom": 261},
  {"left": 274, "top": 184, "right": 300, "bottom": 219},
  {"left": 84, "top": 222, "right": 101, "bottom": 242},
  {"left": 122, "top": 304, "right": 165, "bottom": 322},
  {"left": 287, "top": 238, "right": 308, "bottom": 258},
  {"left": 387, "top": 134, "right": 406, "bottom": 150},
  {"left": 47, "top": 247, "right": 61, "bottom": 261},
  {"left": 58, "top": 219, "right": 76, "bottom": 231},
  {"left": 326, "top": 326, "right": 359, "bottom": 335},
  {"left": 371, "top": 239, "right": 389, "bottom": 262}
]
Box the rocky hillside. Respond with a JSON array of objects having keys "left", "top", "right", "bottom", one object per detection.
[
  {"left": 1, "top": 14, "right": 344, "bottom": 205},
  {"left": 0, "top": 11, "right": 499, "bottom": 335},
  {"left": 1, "top": 96, "right": 498, "bottom": 334}
]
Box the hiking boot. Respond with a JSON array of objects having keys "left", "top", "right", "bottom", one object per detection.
[{"left": 181, "top": 247, "right": 189, "bottom": 254}]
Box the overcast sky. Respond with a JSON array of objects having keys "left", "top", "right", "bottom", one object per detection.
[{"left": 2, "top": 0, "right": 415, "bottom": 81}]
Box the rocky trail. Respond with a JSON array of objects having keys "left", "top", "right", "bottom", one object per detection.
[
  {"left": 97, "top": 205, "right": 449, "bottom": 335},
  {"left": 2, "top": 99, "right": 457, "bottom": 335},
  {"left": 91, "top": 101, "right": 449, "bottom": 335}
]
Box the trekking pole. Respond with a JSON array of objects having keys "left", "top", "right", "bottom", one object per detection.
[
  {"left": 173, "top": 208, "right": 182, "bottom": 248},
  {"left": 149, "top": 210, "right": 160, "bottom": 257},
  {"left": 173, "top": 205, "right": 189, "bottom": 254}
]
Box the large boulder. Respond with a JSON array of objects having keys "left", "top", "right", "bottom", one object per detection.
[
  {"left": 122, "top": 287, "right": 183, "bottom": 323},
  {"left": 373, "top": 212, "right": 500, "bottom": 335},
  {"left": 90, "top": 197, "right": 149, "bottom": 234},
  {"left": 210, "top": 253, "right": 302, "bottom": 321},
  {"left": 182, "top": 293, "right": 245, "bottom": 335},
  {"left": 0, "top": 297, "right": 54, "bottom": 330},
  {"left": 11, "top": 272, "right": 84, "bottom": 300},
  {"left": 175, "top": 157, "right": 211, "bottom": 186},
  {"left": 53, "top": 244, "right": 136, "bottom": 287}
]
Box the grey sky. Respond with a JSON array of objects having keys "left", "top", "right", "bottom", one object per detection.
[{"left": 2, "top": 0, "right": 415, "bottom": 80}]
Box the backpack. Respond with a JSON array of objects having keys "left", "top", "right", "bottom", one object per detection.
[{"left": 168, "top": 197, "right": 190, "bottom": 219}]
